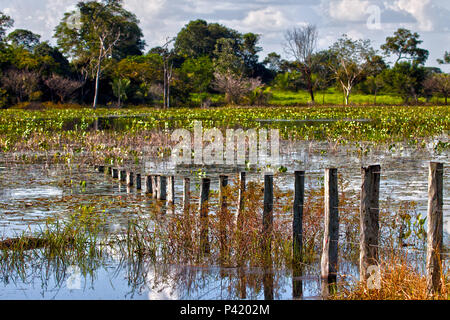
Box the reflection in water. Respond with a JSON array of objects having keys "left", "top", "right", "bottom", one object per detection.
[
  {"left": 292, "top": 266, "right": 303, "bottom": 299},
  {"left": 0, "top": 249, "right": 323, "bottom": 300}
]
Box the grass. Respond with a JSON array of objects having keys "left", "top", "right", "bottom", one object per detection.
[
  {"left": 268, "top": 88, "right": 449, "bottom": 106},
  {"left": 333, "top": 255, "right": 449, "bottom": 300}
]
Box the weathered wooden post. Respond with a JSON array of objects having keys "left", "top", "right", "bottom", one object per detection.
[
  {"left": 360, "top": 165, "right": 380, "bottom": 283},
  {"left": 219, "top": 175, "right": 229, "bottom": 263},
  {"left": 167, "top": 176, "right": 175, "bottom": 204},
  {"left": 426, "top": 162, "right": 444, "bottom": 295},
  {"left": 263, "top": 267, "right": 274, "bottom": 300},
  {"left": 152, "top": 175, "right": 158, "bottom": 199},
  {"left": 145, "top": 175, "right": 153, "bottom": 194},
  {"left": 126, "top": 171, "right": 134, "bottom": 187},
  {"left": 183, "top": 178, "right": 190, "bottom": 213},
  {"left": 292, "top": 267, "right": 303, "bottom": 299},
  {"left": 321, "top": 168, "right": 339, "bottom": 291},
  {"left": 293, "top": 171, "right": 305, "bottom": 265},
  {"left": 157, "top": 176, "right": 167, "bottom": 200},
  {"left": 119, "top": 170, "right": 126, "bottom": 182},
  {"left": 237, "top": 172, "right": 246, "bottom": 223},
  {"left": 136, "top": 173, "right": 141, "bottom": 190},
  {"left": 262, "top": 174, "right": 274, "bottom": 261},
  {"left": 199, "top": 177, "right": 211, "bottom": 254},
  {"left": 112, "top": 168, "right": 118, "bottom": 179}
]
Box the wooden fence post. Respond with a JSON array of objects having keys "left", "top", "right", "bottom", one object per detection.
[
  {"left": 293, "top": 171, "right": 305, "bottom": 265},
  {"left": 152, "top": 175, "right": 158, "bottom": 199},
  {"left": 126, "top": 171, "right": 134, "bottom": 187},
  {"left": 219, "top": 175, "right": 229, "bottom": 262},
  {"left": 360, "top": 165, "right": 380, "bottom": 283},
  {"left": 119, "top": 170, "right": 126, "bottom": 182},
  {"left": 183, "top": 178, "right": 190, "bottom": 213},
  {"left": 237, "top": 172, "right": 246, "bottom": 222},
  {"left": 157, "top": 176, "right": 167, "bottom": 200},
  {"left": 112, "top": 168, "right": 118, "bottom": 179},
  {"left": 145, "top": 175, "right": 152, "bottom": 194},
  {"left": 167, "top": 176, "right": 175, "bottom": 204},
  {"left": 199, "top": 177, "right": 211, "bottom": 254},
  {"left": 426, "top": 162, "right": 444, "bottom": 294},
  {"left": 262, "top": 174, "right": 274, "bottom": 260},
  {"left": 321, "top": 168, "right": 339, "bottom": 283},
  {"left": 136, "top": 173, "right": 141, "bottom": 190}
]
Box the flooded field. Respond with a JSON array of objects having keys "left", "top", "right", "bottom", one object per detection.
[{"left": 0, "top": 139, "right": 448, "bottom": 300}]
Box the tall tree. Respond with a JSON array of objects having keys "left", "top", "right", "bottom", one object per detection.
[
  {"left": 381, "top": 28, "right": 429, "bottom": 65},
  {"left": 328, "top": 35, "right": 376, "bottom": 105},
  {"left": 6, "top": 29, "right": 41, "bottom": 51},
  {"left": 54, "top": 0, "right": 144, "bottom": 108},
  {"left": 174, "top": 19, "right": 240, "bottom": 59},
  {"left": 0, "top": 11, "right": 14, "bottom": 43},
  {"left": 284, "top": 24, "right": 319, "bottom": 102}
]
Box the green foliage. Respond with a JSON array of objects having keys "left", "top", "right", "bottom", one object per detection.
[
  {"left": 174, "top": 19, "right": 240, "bottom": 59},
  {"left": 6, "top": 29, "right": 41, "bottom": 51},
  {"left": 381, "top": 62, "right": 427, "bottom": 103},
  {"left": 110, "top": 78, "right": 130, "bottom": 106},
  {"left": 180, "top": 56, "right": 214, "bottom": 93},
  {"left": 381, "top": 28, "right": 429, "bottom": 65},
  {"left": 0, "top": 11, "right": 14, "bottom": 42}
]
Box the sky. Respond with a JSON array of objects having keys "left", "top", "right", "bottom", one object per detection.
[{"left": 1, "top": 0, "right": 449, "bottom": 72}]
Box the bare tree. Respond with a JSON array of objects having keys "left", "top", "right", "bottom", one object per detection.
[
  {"left": 1, "top": 69, "right": 40, "bottom": 103},
  {"left": 284, "top": 24, "right": 318, "bottom": 103},
  {"left": 161, "top": 37, "right": 175, "bottom": 109},
  {"left": 212, "top": 71, "right": 261, "bottom": 105},
  {"left": 44, "top": 74, "right": 84, "bottom": 103},
  {"left": 424, "top": 73, "right": 450, "bottom": 105},
  {"left": 328, "top": 35, "right": 376, "bottom": 105}
]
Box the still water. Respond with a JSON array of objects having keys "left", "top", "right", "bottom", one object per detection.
[{"left": 0, "top": 140, "right": 448, "bottom": 299}]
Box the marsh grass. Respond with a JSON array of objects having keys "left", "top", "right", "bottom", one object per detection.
[
  {"left": 333, "top": 253, "right": 449, "bottom": 300},
  {"left": 0, "top": 169, "right": 447, "bottom": 299}
]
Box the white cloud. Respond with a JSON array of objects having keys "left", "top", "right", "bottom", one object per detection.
[
  {"left": 328, "top": 0, "right": 371, "bottom": 22},
  {"left": 123, "top": 0, "right": 166, "bottom": 17},
  {"left": 242, "top": 7, "right": 287, "bottom": 31},
  {"left": 384, "top": 0, "right": 434, "bottom": 31}
]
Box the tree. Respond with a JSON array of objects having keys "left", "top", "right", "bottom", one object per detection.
[
  {"left": 328, "top": 35, "right": 376, "bottom": 105},
  {"left": 212, "top": 38, "right": 262, "bottom": 104},
  {"left": 382, "top": 62, "right": 427, "bottom": 103},
  {"left": 381, "top": 28, "right": 429, "bottom": 65},
  {"left": 174, "top": 19, "right": 240, "bottom": 59},
  {"left": 437, "top": 51, "right": 450, "bottom": 65},
  {"left": 0, "top": 11, "right": 14, "bottom": 42},
  {"left": 6, "top": 29, "right": 41, "bottom": 51},
  {"left": 44, "top": 73, "right": 84, "bottom": 102},
  {"left": 424, "top": 73, "right": 450, "bottom": 105},
  {"left": 284, "top": 24, "right": 319, "bottom": 102},
  {"left": 241, "top": 32, "right": 262, "bottom": 77},
  {"left": 1, "top": 69, "right": 40, "bottom": 103},
  {"left": 110, "top": 78, "right": 130, "bottom": 107},
  {"left": 54, "top": 0, "right": 145, "bottom": 108},
  {"left": 181, "top": 56, "right": 214, "bottom": 93},
  {"left": 212, "top": 71, "right": 261, "bottom": 105}
]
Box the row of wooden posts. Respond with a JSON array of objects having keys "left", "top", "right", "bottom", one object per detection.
[{"left": 95, "top": 162, "right": 445, "bottom": 294}]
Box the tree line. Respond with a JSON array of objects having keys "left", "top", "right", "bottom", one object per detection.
[{"left": 0, "top": 0, "right": 449, "bottom": 109}]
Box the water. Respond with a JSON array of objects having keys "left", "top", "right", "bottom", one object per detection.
[{"left": 0, "top": 140, "right": 448, "bottom": 299}]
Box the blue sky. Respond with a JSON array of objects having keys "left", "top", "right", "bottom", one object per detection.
[{"left": 1, "top": 0, "right": 449, "bottom": 71}]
